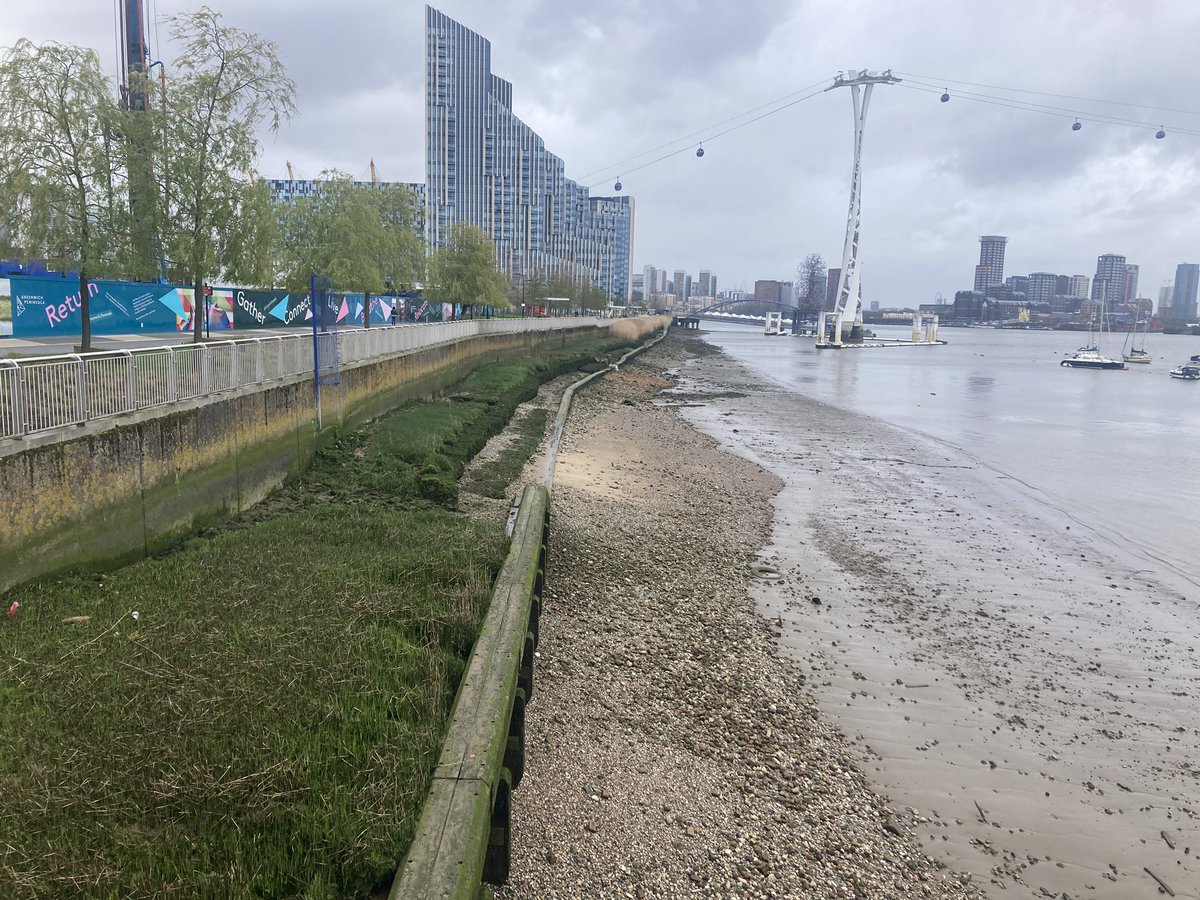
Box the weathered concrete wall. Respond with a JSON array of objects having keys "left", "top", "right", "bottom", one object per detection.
[{"left": 0, "top": 322, "right": 650, "bottom": 593}]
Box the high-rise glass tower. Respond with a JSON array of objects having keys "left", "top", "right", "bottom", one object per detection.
[
  {"left": 1171, "top": 263, "right": 1199, "bottom": 322},
  {"left": 673, "top": 269, "right": 691, "bottom": 306},
  {"left": 642, "top": 265, "right": 659, "bottom": 304},
  {"left": 1091, "top": 254, "right": 1127, "bottom": 307},
  {"left": 424, "top": 7, "right": 634, "bottom": 301},
  {"left": 1123, "top": 264, "right": 1139, "bottom": 306},
  {"left": 975, "top": 236, "right": 1007, "bottom": 291}
]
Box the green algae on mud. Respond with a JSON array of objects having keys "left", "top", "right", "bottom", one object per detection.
[
  {"left": 462, "top": 407, "right": 550, "bottom": 500},
  {"left": 0, "top": 335, "right": 637, "bottom": 898}
]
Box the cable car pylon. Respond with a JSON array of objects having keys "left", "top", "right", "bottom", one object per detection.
[{"left": 817, "top": 69, "right": 901, "bottom": 348}]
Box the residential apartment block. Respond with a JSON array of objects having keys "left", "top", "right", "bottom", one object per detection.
[{"left": 424, "top": 7, "right": 633, "bottom": 301}]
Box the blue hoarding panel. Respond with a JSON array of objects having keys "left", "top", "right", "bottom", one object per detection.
[{"left": 11, "top": 276, "right": 184, "bottom": 336}]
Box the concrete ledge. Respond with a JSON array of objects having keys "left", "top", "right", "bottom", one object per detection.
[{"left": 390, "top": 484, "right": 548, "bottom": 898}]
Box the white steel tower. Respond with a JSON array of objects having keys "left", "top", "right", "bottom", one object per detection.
[{"left": 819, "top": 69, "right": 900, "bottom": 346}]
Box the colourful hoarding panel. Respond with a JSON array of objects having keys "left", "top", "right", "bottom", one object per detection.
[
  {"left": 10, "top": 274, "right": 416, "bottom": 337},
  {"left": 11, "top": 276, "right": 185, "bottom": 336},
  {"left": 230, "top": 289, "right": 312, "bottom": 329}
]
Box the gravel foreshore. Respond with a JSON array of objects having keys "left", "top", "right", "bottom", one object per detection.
[{"left": 494, "top": 334, "right": 982, "bottom": 899}]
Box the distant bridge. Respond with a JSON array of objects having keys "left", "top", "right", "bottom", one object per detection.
[{"left": 690, "top": 298, "right": 807, "bottom": 318}]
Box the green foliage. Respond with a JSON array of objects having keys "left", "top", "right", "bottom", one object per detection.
[
  {"left": 276, "top": 172, "right": 423, "bottom": 295},
  {"left": 521, "top": 274, "right": 611, "bottom": 313},
  {"left": 158, "top": 8, "right": 296, "bottom": 339},
  {"left": 796, "top": 252, "right": 827, "bottom": 317},
  {"left": 0, "top": 39, "right": 130, "bottom": 350},
  {"left": 581, "top": 282, "right": 610, "bottom": 311},
  {"left": 0, "top": 13, "right": 296, "bottom": 347},
  {"left": 298, "top": 354, "right": 565, "bottom": 508},
  {"left": 427, "top": 222, "right": 509, "bottom": 310},
  {"left": 545, "top": 274, "right": 577, "bottom": 304},
  {"left": 0, "top": 336, "right": 636, "bottom": 895},
  {"left": 222, "top": 177, "right": 280, "bottom": 288},
  {"left": 0, "top": 503, "right": 506, "bottom": 898}
]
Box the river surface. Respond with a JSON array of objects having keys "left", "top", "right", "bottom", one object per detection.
[
  {"left": 674, "top": 321, "right": 1200, "bottom": 899},
  {"left": 699, "top": 321, "right": 1200, "bottom": 592}
]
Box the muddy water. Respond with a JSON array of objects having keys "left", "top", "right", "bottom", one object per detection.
[{"left": 668, "top": 348, "right": 1200, "bottom": 900}]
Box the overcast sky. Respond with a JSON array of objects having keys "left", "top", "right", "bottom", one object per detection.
[{"left": 3, "top": 1, "right": 1198, "bottom": 306}]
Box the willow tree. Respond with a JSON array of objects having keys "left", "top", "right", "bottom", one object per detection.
[
  {"left": 275, "top": 172, "right": 424, "bottom": 320},
  {"left": 160, "top": 8, "right": 295, "bottom": 342},
  {"left": 0, "top": 40, "right": 128, "bottom": 351},
  {"left": 426, "top": 222, "right": 508, "bottom": 316},
  {"left": 796, "top": 252, "right": 828, "bottom": 319}
]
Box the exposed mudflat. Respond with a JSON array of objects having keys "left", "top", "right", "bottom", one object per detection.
[{"left": 673, "top": 339, "right": 1200, "bottom": 900}]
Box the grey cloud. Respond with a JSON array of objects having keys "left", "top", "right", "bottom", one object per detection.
[{"left": 2, "top": 0, "right": 1197, "bottom": 303}]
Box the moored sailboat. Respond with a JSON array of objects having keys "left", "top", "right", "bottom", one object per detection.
[
  {"left": 1062, "top": 298, "right": 1126, "bottom": 370},
  {"left": 1122, "top": 317, "right": 1152, "bottom": 364},
  {"left": 1061, "top": 349, "right": 1127, "bottom": 370}
]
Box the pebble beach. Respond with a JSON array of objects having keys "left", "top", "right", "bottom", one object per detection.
[{"left": 492, "top": 334, "right": 984, "bottom": 899}]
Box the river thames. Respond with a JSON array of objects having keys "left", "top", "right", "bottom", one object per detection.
[
  {"left": 675, "top": 320, "right": 1199, "bottom": 898},
  {"left": 699, "top": 320, "right": 1200, "bottom": 592}
]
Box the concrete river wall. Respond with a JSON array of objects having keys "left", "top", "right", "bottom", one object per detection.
[{"left": 0, "top": 323, "right": 624, "bottom": 593}]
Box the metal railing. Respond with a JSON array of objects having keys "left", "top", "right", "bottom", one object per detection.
[{"left": 1, "top": 317, "right": 608, "bottom": 441}]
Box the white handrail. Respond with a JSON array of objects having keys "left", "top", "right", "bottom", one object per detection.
[{"left": 0, "top": 317, "right": 614, "bottom": 441}]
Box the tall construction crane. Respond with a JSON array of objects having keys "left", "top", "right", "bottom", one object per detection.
[
  {"left": 119, "top": 0, "right": 161, "bottom": 279},
  {"left": 119, "top": 0, "right": 149, "bottom": 112}
]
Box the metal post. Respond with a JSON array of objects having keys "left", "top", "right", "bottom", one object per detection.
[
  {"left": 199, "top": 344, "right": 210, "bottom": 394},
  {"left": 123, "top": 350, "right": 137, "bottom": 411},
  {"left": 311, "top": 272, "right": 322, "bottom": 431},
  {"left": 167, "top": 346, "right": 179, "bottom": 402},
  {"left": 70, "top": 354, "right": 87, "bottom": 423},
  {"left": 2, "top": 360, "right": 27, "bottom": 437}
]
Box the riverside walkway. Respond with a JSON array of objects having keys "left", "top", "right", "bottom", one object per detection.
[{"left": 0, "top": 316, "right": 610, "bottom": 443}]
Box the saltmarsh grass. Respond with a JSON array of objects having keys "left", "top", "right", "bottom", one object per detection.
[{"left": 0, "top": 335, "right": 635, "bottom": 897}]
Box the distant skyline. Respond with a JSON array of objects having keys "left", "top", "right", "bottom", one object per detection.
[{"left": 1, "top": 1, "right": 1198, "bottom": 305}]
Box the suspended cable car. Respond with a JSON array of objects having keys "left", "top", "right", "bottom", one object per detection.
[
  {"left": 696, "top": 143, "right": 705, "bottom": 158},
  {"left": 1071, "top": 118, "right": 1082, "bottom": 131},
  {"left": 940, "top": 88, "right": 950, "bottom": 103},
  {"left": 1156, "top": 126, "right": 1166, "bottom": 139},
  {"left": 614, "top": 177, "right": 622, "bottom": 191}
]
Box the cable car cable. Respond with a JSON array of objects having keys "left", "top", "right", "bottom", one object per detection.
[
  {"left": 899, "top": 82, "right": 1200, "bottom": 136},
  {"left": 895, "top": 71, "right": 1200, "bottom": 119},
  {"left": 587, "top": 85, "right": 828, "bottom": 190},
  {"left": 578, "top": 78, "right": 828, "bottom": 181},
  {"left": 902, "top": 77, "right": 1192, "bottom": 130}
]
